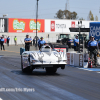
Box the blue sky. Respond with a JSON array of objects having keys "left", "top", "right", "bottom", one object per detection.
[{"left": 0, "top": 0, "right": 100, "bottom": 20}]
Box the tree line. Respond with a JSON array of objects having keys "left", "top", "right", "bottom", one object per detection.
[{"left": 55, "top": 9, "right": 98, "bottom": 21}]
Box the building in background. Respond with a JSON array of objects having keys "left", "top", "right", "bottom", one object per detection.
[{"left": 0, "top": 17, "right": 98, "bottom": 45}]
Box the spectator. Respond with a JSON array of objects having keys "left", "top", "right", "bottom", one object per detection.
[
  {"left": 1, "top": 37, "right": 5, "bottom": 50},
  {"left": 68, "top": 38, "right": 73, "bottom": 48},
  {"left": 7, "top": 36, "right": 10, "bottom": 46},
  {"left": 87, "top": 36, "right": 92, "bottom": 53},
  {"left": 0, "top": 37, "right": 1, "bottom": 46},
  {"left": 88, "top": 36, "right": 98, "bottom": 67},
  {"left": 14, "top": 36, "right": 17, "bottom": 46},
  {"left": 33, "top": 37, "right": 35, "bottom": 45},
  {"left": 38, "top": 37, "right": 46, "bottom": 50},
  {"left": 74, "top": 35, "right": 79, "bottom": 51},
  {"left": 30, "top": 36, "right": 32, "bottom": 46},
  {"left": 24, "top": 34, "right": 31, "bottom": 51}
]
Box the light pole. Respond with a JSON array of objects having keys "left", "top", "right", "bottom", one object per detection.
[
  {"left": 3, "top": 14, "right": 8, "bottom": 17},
  {"left": 36, "top": 0, "right": 39, "bottom": 49},
  {"left": 78, "top": 20, "right": 82, "bottom": 53},
  {"left": 83, "top": 33, "right": 85, "bottom": 54}
]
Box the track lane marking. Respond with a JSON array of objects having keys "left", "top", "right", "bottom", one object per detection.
[{"left": 3, "top": 50, "right": 19, "bottom": 54}]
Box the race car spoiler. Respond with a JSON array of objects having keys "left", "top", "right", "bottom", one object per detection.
[
  {"left": 51, "top": 44, "right": 68, "bottom": 54},
  {"left": 45, "top": 43, "right": 68, "bottom": 53}
]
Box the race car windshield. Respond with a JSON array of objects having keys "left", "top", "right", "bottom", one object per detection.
[{"left": 41, "top": 47, "right": 51, "bottom": 52}]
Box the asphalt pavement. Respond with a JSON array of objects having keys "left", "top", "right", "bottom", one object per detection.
[{"left": 0, "top": 44, "right": 100, "bottom": 100}]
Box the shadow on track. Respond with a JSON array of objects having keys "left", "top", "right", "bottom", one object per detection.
[{"left": 11, "top": 70, "right": 61, "bottom": 76}]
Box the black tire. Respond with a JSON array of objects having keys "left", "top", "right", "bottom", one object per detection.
[
  {"left": 27, "top": 66, "right": 33, "bottom": 73},
  {"left": 21, "top": 56, "right": 26, "bottom": 72},
  {"left": 21, "top": 56, "right": 33, "bottom": 73},
  {"left": 46, "top": 67, "right": 57, "bottom": 74}
]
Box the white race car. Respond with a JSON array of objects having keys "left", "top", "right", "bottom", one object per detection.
[{"left": 21, "top": 45, "right": 67, "bottom": 73}]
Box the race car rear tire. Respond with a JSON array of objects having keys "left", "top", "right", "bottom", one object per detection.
[
  {"left": 27, "top": 66, "right": 33, "bottom": 73},
  {"left": 45, "top": 67, "right": 57, "bottom": 73}
]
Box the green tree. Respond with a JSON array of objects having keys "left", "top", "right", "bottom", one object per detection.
[
  {"left": 64, "top": 10, "right": 71, "bottom": 19},
  {"left": 95, "top": 16, "right": 98, "bottom": 21},
  {"left": 70, "top": 11, "right": 78, "bottom": 19},
  {"left": 55, "top": 9, "right": 64, "bottom": 19},
  {"left": 88, "top": 11, "right": 94, "bottom": 21},
  {"left": 55, "top": 10, "right": 78, "bottom": 19},
  {"left": 79, "top": 17, "right": 85, "bottom": 20}
]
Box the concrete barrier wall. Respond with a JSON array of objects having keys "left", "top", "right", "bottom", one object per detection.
[
  {"left": 0, "top": 32, "right": 58, "bottom": 45},
  {"left": 0, "top": 32, "right": 89, "bottom": 45},
  {"left": 67, "top": 52, "right": 84, "bottom": 67}
]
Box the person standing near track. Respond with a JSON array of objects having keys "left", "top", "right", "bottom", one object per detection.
[
  {"left": 24, "top": 34, "right": 31, "bottom": 51},
  {"left": 0, "top": 37, "right": 1, "bottom": 46},
  {"left": 68, "top": 38, "right": 73, "bottom": 48},
  {"left": 87, "top": 36, "right": 92, "bottom": 52},
  {"left": 33, "top": 37, "right": 35, "bottom": 45},
  {"left": 89, "top": 36, "right": 98, "bottom": 67},
  {"left": 7, "top": 36, "right": 10, "bottom": 46},
  {"left": 30, "top": 36, "right": 32, "bottom": 46},
  {"left": 1, "top": 36, "right": 5, "bottom": 51},
  {"left": 14, "top": 36, "right": 17, "bottom": 46},
  {"left": 98, "top": 40, "right": 100, "bottom": 49},
  {"left": 74, "top": 35, "right": 79, "bottom": 51},
  {"left": 38, "top": 37, "right": 46, "bottom": 50}
]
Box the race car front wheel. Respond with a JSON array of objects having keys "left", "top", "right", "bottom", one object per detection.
[
  {"left": 21, "top": 56, "right": 33, "bottom": 73},
  {"left": 45, "top": 67, "right": 57, "bottom": 74},
  {"left": 27, "top": 66, "right": 33, "bottom": 73},
  {"left": 21, "top": 56, "right": 26, "bottom": 72}
]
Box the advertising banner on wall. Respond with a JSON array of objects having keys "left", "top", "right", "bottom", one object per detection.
[
  {"left": 89, "top": 22, "right": 100, "bottom": 40},
  {"left": 8, "top": 18, "right": 45, "bottom": 33},
  {"left": 45, "top": 19, "right": 72, "bottom": 33},
  {"left": 45, "top": 19, "right": 90, "bottom": 33},
  {"left": 0, "top": 18, "right": 8, "bottom": 32}
]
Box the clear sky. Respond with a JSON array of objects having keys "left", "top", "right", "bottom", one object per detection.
[{"left": 0, "top": 0, "right": 100, "bottom": 21}]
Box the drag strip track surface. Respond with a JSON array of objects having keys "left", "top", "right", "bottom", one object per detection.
[{"left": 0, "top": 56, "right": 100, "bottom": 100}]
